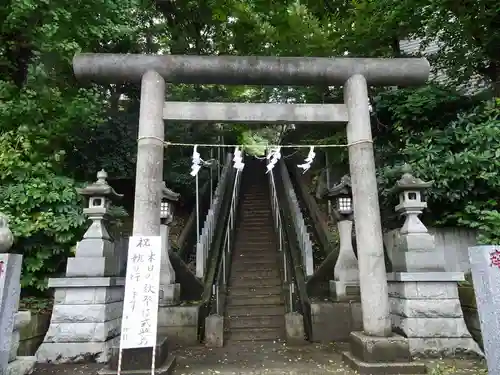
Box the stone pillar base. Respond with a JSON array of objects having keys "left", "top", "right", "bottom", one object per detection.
[
  {"left": 310, "top": 301, "right": 362, "bottom": 342},
  {"left": 159, "top": 283, "right": 181, "bottom": 306},
  {"left": 329, "top": 280, "right": 360, "bottom": 301},
  {"left": 157, "top": 305, "right": 200, "bottom": 346},
  {"left": 6, "top": 356, "right": 36, "bottom": 375},
  {"left": 342, "top": 332, "right": 427, "bottom": 374},
  {"left": 387, "top": 272, "right": 483, "bottom": 357},
  {"left": 99, "top": 336, "right": 176, "bottom": 375},
  {"left": 36, "top": 277, "right": 124, "bottom": 364}
]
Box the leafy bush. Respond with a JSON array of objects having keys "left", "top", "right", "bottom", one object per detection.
[
  {"left": 374, "top": 87, "right": 500, "bottom": 243},
  {"left": 0, "top": 129, "right": 86, "bottom": 293}
]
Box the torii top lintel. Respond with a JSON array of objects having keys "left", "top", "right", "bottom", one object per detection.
[{"left": 72, "top": 54, "right": 430, "bottom": 86}]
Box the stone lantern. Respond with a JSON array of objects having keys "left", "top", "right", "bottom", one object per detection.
[
  {"left": 78, "top": 169, "right": 122, "bottom": 221},
  {"left": 325, "top": 174, "right": 359, "bottom": 300},
  {"left": 391, "top": 172, "right": 445, "bottom": 272},
  {"left": 386, "top": 171, "right": 479, "bottom": 356},
  {"left": 66, "top": 169, "right": 123, "bottom": 277},
  {"left": 160, "top": 182, "right": 179, "bottom": 225},
  {"left": 395, "top": 172, "right": 432, "bottom": 235},
  {"left": 329, "top": 175, "right": 354, "bottom": 219},
  {"left": 37, "top": 169, "right": 126, "bottom": 364},
  {"left": 159, "top": 182, "right": 180, "bottom": 306}
]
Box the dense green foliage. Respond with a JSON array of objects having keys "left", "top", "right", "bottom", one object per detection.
[
  {"left": 374, "top": 88, "right": 500, "bottom": 243},
  {"left": 0, "top": 0, "right": 498, "bottom": 291},
  {"left": 0, "top": 0, "right": 140, "bottom": 291}
]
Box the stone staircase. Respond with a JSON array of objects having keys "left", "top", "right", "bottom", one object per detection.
[{"left": 225, "top": 162, "right": 286, "bottom": 343}]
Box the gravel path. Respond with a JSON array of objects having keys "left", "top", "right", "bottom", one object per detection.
[{"left": 32, "top": 341, "right": 488, "bottom": 375}]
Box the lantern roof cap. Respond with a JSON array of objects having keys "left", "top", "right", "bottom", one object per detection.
[
  {"left": 161, "top": 181, "right": 180, "bottom": 202},
  {"left": 394, "top": 172, "right": 433, "bottom": 192},
  {"left": 326, "top": 174, "right": 352, "bottom": 198},
  {"left": 77, "top": 169, "right": 123, "bottom": 200}
]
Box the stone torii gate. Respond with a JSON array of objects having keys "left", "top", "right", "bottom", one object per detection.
[{"left": 73, "top": 54, "right": 429, "bottom": 372}]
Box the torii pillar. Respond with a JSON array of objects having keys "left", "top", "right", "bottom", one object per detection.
[{"left": 73, "top": 54, "right": 429, "bottom": 373}]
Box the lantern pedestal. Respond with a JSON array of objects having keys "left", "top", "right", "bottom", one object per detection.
[
  {"left": 330, "top": 281, "right": 360, "bottom": 301},
  {"left": 37, "top": 170, "right": 125, "bottom": 364},
  {"left": 386, "top": 272, "right": 481, "bottom": 357},
  {"left": 159, "top": 284, "right": 181, "bottom": 307},
  {"left": 159, "top": 224, "right": 180, "bottom": 307},
  {"left": 36, "top": 276, "right": 125, "bottom": 363},
  {"left": 330, "top": 219, "right": 360, "bottom": 301}
]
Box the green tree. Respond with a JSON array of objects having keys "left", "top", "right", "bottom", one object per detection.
[
  {"left": 0, "top": 0, "right": 145, "bottom": 291},
  {"left": 309, "top": 0, "right": 499, "bottom": 94}
]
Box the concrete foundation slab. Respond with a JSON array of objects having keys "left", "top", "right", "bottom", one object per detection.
[
  {"left": 98, "top": 356, "right": 176, "bottom": 375},
  {"left": 343, "top": 332, "right": 427, "bottom": 374},
  {"left": 6, "top": 356, "right": 36, "bottom": 375},
  {"left": 342, "top": 350, "right": 427, "bottom": 374},
  {"left": 349, "top": 331, "right": 411, "bottom": 363}
]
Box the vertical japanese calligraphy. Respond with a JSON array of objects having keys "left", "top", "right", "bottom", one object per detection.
[{"left": 120, "top": 236, "right": 162, "bottom": 349}]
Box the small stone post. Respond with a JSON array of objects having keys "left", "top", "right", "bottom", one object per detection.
[
  {"left": 158, "top": 182, "right": 180, "bottom": 306},
  {"left": 0, "top": 214, "right": 36, "bottom": 375},
  {"left": 37, "top": 170, "right": 126, "bottom": 363},
  {"left": 387, "top": 172, "right": 481, "bottom": 356},
  {"left": 325, "top": 175, "right": 360, "bottom": 300}
]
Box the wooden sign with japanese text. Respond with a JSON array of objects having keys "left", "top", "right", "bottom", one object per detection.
[{"left": 120, "top": 236, "right": 162, "bottom": 349}]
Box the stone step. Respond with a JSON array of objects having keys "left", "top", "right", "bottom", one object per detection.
[
  {"left": 230, "top": 269, "right": 280, "bottom": 278},
  {"left": 227, "top": 304, "right": 285, "bottom": 317},
  {"left": 229, "top": 278, "right": 282, "bottom": 288},
  {"left": 225, "top": 327, "right": 285, "bottom": 342},
  {"left": 228, "top": 285, "right": 282, "bottom": 296},
  {"left": 230, "top": 267, "right": 281, "bottom": 281},
  {"left": 239, "top": 212, "right": 270, "bottom": 215},
  {"left": 232, "top": 247, "right": 277, "bottom": 253},
  {"left": 234, "top": 238, "right": 276, "bottom": 245},
  {"left": 238, "top": 219, "right": 272, "bottom": 223},
  {"left": 232, "top": 251, "right": 277, "bottom": 257},
  {"left": 231, "top": 258, "right": 279, "bottom": 266},
  {"left": 235, "top": 238, "right": 276, "bottom": 244},
  {"left": 227, "top": 294, "right": 283, "bottom": 306},
  {"left": 232, "top": 258, "right": 278, "bottom": 266},
  {"left": 239, "top": 205, "right": 271, "bottom": 210},
  {"left": 230, "top": 268, "right": 280, "bottom": 277},
  {"left": 234, "top": 236, "right": 276, "bottom": 241},
  {"left": 226, "top": 315, "right": 284, "bottom": 329},
  {"left": 230, "top": 277, "right": 282, "bottom": 288},
  {"left": 236, "top": 225, "right": 273, "bottom": 229}
]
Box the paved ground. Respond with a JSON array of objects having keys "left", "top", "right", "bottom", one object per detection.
[{"left": 32, "top": 341, "right": 488, "bottom": 375}]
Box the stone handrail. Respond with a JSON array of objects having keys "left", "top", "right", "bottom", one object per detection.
[
  {"left": 278, "top": 160, "right": 314, "bottom": 277},
  {"left": 195, "top": 153, "right": 233, "bottom": 279}
]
